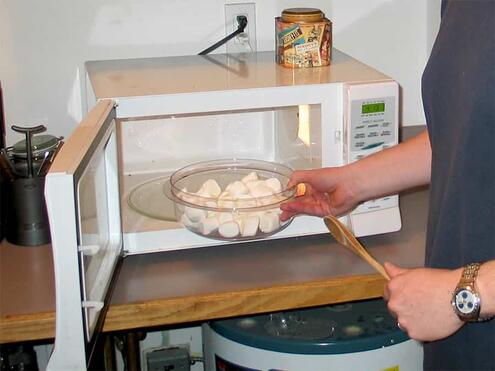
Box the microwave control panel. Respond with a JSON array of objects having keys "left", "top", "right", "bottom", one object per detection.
[
  {"left": 346, "top": 82, "right": 399, "bottom": 215},
  {"left": 349, "top": 96, "right": 396, "bottom": 158}
]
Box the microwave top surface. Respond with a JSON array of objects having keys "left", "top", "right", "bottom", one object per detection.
[{"left": 86, "top": 49, "right": 391, "bottom": 100}]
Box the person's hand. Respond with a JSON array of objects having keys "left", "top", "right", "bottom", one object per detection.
[
  {"left": 280, "top": 167, "right": 359, "bottom": 221},
  {"left": 383, "top": 262, "right": 464, "bottom": 342}
]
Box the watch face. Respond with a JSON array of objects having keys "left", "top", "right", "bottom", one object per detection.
[{"left": 454, "top": 289, "right": 479, "bottom": 315}]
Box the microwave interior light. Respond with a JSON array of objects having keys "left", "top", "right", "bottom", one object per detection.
[{"left": 298, "top": 104, "right": 311, "bottom": 147}]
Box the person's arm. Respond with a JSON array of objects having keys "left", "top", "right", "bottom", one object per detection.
[
  {"left": 478, "top": 260, "right": 495, "bottom": 318},
  {"left": 348, "top": 128, "right": 431, "bottom": 202},
  {"left": 281, "top": 129, "right": 432, "bottom": 219},
  {"left": 384, "top": 259, "right": 495, "bottom": 342}
]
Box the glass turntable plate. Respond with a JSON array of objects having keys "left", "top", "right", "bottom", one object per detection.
[{"left": 127, "top": 176, "right": 176, "bottom": 221}]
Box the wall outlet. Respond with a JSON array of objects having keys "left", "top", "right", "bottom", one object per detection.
[{"left": 225, "top": 3, "right": 256, "bottom": 53}]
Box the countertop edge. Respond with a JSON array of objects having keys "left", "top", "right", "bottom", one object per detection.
[{"left": 103, "top": 274, "right": 385, "bottom": 332}]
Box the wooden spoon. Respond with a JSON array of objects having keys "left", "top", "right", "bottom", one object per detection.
[{"left": 324, "top": 215, "right": 390, "bottom": 280}]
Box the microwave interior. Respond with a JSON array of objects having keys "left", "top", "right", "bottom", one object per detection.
[{"left": 118, "top": 104, "right": 324, "bottom": 236}]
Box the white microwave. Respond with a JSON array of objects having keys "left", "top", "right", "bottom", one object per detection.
[{"left": 45, "top": 50, "right": 401, "bottom": 370}]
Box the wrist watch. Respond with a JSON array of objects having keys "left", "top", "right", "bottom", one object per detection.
[{"left": 451, "top": 263, "right": 483, "bottom": 321}]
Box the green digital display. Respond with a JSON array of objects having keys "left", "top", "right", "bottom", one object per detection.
[{"left": 362, "top": 102, "right": 385, "bottom": 114}]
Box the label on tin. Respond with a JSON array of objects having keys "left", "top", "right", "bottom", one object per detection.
[
  {"left": 280, "top": 25, "right": 304, "bottom": 47},
  {"left": 275, "top": 18, "right": 332, "bottom": 68},
  {"left": 295, "top": 40, "right": 319, "bottom": 54}
]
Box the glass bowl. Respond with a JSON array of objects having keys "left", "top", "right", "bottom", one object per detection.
[{"left": 164, "top": 159, "right": 297, "bottom": 241}]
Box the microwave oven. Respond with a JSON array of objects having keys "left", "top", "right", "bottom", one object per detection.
[{"left": 45, "top": 50, "right": 401, "bottom": 370}]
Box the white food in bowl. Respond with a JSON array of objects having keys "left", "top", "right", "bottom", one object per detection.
[
  {"left": 225, "top": 180, "right": 249, "bottom": 197},
  {"left": 197, "top": 179, "right": 222, "bottom": 198},
  {"left": 180, "top": 213, "right": 198, "bottom": 229},
  {"left": 236, "top": 194, "right": 258, "bottom": 208},
  {"left": 218, "top": 221, "right": 240, "bottom": 238},
  {"left": 201, "top": 216, "right": 220, "bottom": 235},
  {"left": 241, "top": 171, "right": 259, "bottom": 183},
  {"left": 249, "top": 184, "right": 275, "bottom": 198},
  {"left": 236, "top": 215, "right": 260, "bottom": 237},
  {"left": 217, "top": 212, "right": 235, "bottom": 224},
  {"left": 185, "top": 205, "right": 207, "bottom": 223},
  {"left": 245, "top": 180, "right": 265, "bottom": 192},
  {"left": 265, "top": 177, "right": 282, "bottom": 193},
  {"left": 259, "top": 211, "right": 281, "bottom": 233},
  {"left": 175, "top": 171, "right": 289, "bottom": 239}
]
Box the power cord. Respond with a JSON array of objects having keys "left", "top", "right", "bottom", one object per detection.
[{"left": 198, "top": 15, "right": 248, "bottom": 55}]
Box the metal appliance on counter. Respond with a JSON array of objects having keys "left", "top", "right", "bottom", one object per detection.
[
  {"left": 203, "top": 299, "right": 423, "bottom": 370},
  {"left": 44, "top": 50, "right": 401, "bottom": 370},
  {"left": 1, "top": 124, "right": 63, "bottom": 246}
]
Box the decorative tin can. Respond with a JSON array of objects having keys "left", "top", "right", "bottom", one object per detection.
[{"left": 275, "top": 8, "right": 332, "bottom": 68}]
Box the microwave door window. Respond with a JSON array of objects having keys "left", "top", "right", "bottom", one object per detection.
[{"left": 77, "top": 130, "right": 121, "bottom": 341}]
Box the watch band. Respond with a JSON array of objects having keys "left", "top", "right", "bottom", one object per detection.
[{"left": 456, "top": 263, "right": 481, "bottom": 291}]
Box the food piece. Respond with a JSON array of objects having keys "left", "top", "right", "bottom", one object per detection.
[
  {"left": 197, "top": 179, "right": 222, "bottom": 198},
  {"left": 217, "top": 212, "right": 234, "bottom": 224},
  {"left": 257, "top": 195, "right": 282, "bottom": 206},
  {"left": 249, "top": 184, "right": 274, "bottom": 198},
  {"left": 225, "top": 180, "right": 249, "bottom": 198},
  {"left": 180, "top": 214, "right": 198, "bottom": 229},
  {"left": 205, "top": 200, "right": 218, "bottom": 218},
  {"left": 265, "top": 177, "right": 282, "bottom": 193},
  {"left": 218, "top": 221, "right": 240, "bottom": 238},
  {"left": 259, "top": 211, "right": 280, "bottom": 233},
  {"left": 184, "top": 206, "right": 207, "bottom": 223},
  {"left": 242, "top": 171, "right": 259, "bottom": 183},
  {"left": 237, "top": 215, "right": 260, "bottom": 237},
  {"left": 245, "top": 180, "right": 266, "bottom": 192},
  {"left": 236, "top": 194, "right": 258, "bottom": 208},
  {"left": 217, "top": 191, "right": 236, "bottom": 208},
  {"left": 218, "top": 197, "right": 236, "bottom": 209},
  {"left": 201, "top": 216, "right": 220, "bottom": 235}
]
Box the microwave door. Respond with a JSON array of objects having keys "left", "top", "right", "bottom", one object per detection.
[{"left": 45, "top": 99, "right": 123, "bottom": 371}]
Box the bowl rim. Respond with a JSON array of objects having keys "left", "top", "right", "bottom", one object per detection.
[{"left": 166, "top": 158, "right": 297, "bottom": 211}]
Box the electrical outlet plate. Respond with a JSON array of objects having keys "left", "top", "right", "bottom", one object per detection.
[{"left": 225, "top": 3, "right": 256, "bottom": 53}]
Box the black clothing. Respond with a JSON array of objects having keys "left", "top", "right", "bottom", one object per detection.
[{"left": 422, "top": 0, "right": 495, "bottom": 370}]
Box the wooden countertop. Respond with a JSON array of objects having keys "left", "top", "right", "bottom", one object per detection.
[
  {"left": 0, "top": 187, "right": 428, "bottom": 344},
  {"left": 0, "top": 241, "right": 55, "bottom": 344}
]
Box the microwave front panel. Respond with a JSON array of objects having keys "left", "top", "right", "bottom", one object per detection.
[
  {"left": 345, "top": 82, "right": 401, "bottom": 235},
  {"left": 45, "top": 99, "right": 122, "bottom": 371}
]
